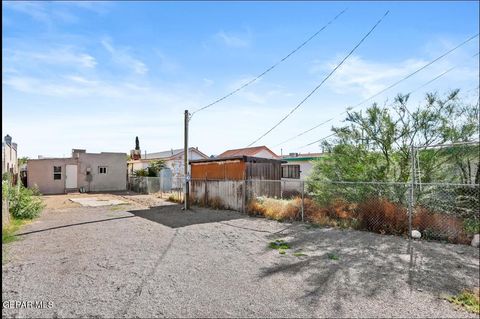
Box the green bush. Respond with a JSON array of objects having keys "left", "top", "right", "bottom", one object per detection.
[
  {"left": 8, "top": 185, "right": 45, "bottom": 219},
  {"left": 464, "top": 218, "right": 480, "bottom": 235}
]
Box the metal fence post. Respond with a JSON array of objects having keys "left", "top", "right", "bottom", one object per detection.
[
  {"left": 204, "top": 177, "right": 208, "bottom": 206},
  {"left": 243, "top": 179, "right": 247, "bottom": 214},
  {"left": 301, "top": 180, "right": 305, "bottom": 222},
  {"left": 409, "top": 144, "right": 416, "bottom": 240}
]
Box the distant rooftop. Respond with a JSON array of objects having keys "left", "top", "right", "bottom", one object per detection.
[
  {"left": 139, "top": 147, "right": 207, "bottom": 160},
  {"left": 281, "top": 152, "right": 323, "bottom": 160},
  {"left": 217, "top": 145, "right": 279, "bottom": 158}
]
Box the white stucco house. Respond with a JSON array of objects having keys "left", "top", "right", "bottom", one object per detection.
[{"left": 127, "top": 147, "right": 209, "bottom": 181}]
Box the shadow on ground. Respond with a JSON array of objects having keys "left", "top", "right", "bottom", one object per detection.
[
  {"left": 259, "top": 226, "right": 480, "bottom": 307},
  {"left": 128, "top": 205, "right": 245, "bottom": 228}
]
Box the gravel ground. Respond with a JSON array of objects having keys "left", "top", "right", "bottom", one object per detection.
[{"left": 2, "top": 195, "right": 479, "bottom": 318}]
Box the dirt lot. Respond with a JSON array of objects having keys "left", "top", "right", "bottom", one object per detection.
[{"left": 2, "top": 193, "right": 479, "bottom": 318}]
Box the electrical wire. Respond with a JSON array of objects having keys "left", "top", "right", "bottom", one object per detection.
[
  {"left": 190, "top": 9, "right": 348, "bottom": 116},
  {"left": 246, "top": 10, "right": 390, "bottom": 147},
  {"left": 275, "top": 36, "right": 479, "bottom": 148}
]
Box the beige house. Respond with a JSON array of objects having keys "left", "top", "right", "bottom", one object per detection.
[
  {"left": 127, "top": 147, "right": 209, "bottom": 180},
  {"left": 2, "top": 135, "right": 18, "bottom": 175},
  {"left": 27, "top": 149, "right": 127, "bottom": 194}
]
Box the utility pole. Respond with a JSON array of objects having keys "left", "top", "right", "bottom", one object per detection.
[{"left": 184, "top": 110, "right": 190, "bottom": 210}]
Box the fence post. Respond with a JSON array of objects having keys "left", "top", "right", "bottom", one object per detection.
[
  {"left": 301, "top": 180, "right": 305, "bottom": 222},
  {"left": 242, "top": 179, "right": 247, "bottom": 213},
  {"left": 409, "top": 144, "right": 416, "bottom": 240},
  {"left": 204, "top": 177, "right": 208, "bottom": 206}
]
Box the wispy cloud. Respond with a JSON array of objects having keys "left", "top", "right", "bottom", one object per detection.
[
  {"left": 203, "top": 78, "right": 214, "bottom": 87},
  {"left": 311, "top": 55, "right": 435, "bottom": 98},
  {"left": 155, "top": 50, "right": 181, "bottom": 73},
  {"left": 214, "top": 28, "right": 252, "bottom": 48},
  {"left": 101, "top": 38, "right": 148, "bottom": 75},
  {"left": 4, "top": 1, "right": 111, "bottom": 26},
  {"left": 5, "top": 46, "right": 97, "bottom": 69},
  {"left": 225, "top": 76, "right": 294, "bottom": 105}
]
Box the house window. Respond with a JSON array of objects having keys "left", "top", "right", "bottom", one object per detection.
[
  {"left": 53, "top": 166, "right": 62, "bottom": 180},
  {"left": 98, "top": 166, "right": 108, "bottom": 174},
  {"left": 282, "top": 165, "right": 300, "bottom": 179}
]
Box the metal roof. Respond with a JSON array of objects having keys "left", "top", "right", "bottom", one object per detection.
[{"left": 190, "top": 155, "right": 286, "bottom": 164}]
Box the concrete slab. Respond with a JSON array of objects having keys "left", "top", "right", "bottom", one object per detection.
[{"left": 69, "top": 197, "right": 127, "bottom": 207}]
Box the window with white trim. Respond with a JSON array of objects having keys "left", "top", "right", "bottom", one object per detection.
[{"left": 98, "top": 166, "right": 108, "bottom": 174}]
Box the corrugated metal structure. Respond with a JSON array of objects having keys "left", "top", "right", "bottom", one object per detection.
[{"left": 189, "top": 156, "right": 285, "bottom": 212}]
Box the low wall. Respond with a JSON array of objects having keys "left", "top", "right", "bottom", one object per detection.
[{"left": 190, "top": 180, "right": 245, "bottom": 212}]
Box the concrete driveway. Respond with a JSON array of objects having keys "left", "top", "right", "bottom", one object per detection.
[{"left": 2, "top": 195, "right": 479, "bottom": 318}]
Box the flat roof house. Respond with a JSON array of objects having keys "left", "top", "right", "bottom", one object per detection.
[{"left": 27, "top": 149, "right": 127, "bottom": 194}]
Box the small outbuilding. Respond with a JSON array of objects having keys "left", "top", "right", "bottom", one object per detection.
[
  {"left": 189, "top": 156, "right": 285, "bottom": 211},
  {"left": 27, "top": 149, "right": 127, "bottom": 194}
]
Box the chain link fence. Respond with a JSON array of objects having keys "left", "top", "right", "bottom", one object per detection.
[
  {"left": 127, "top": 176, "right": 478, "bottom": 245},
  {"left": 128, "top": 176, "right": 185, "bottom": 203}
]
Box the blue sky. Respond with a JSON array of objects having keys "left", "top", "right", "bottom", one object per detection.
[{"left": 2, "top": 1, "right": 479, "bottom": 158}]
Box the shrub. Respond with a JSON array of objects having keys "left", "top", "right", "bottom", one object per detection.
[
  {"left": 463, "top": 218, "right": 480, "bottom": 235},
  {"left": 356, "top": 197, "right": 408, "bottom": 235},
  {"left": 9, "top": 185, "right": 45, "bottom": 219}
]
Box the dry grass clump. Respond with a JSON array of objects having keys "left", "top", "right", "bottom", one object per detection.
[
  {"left": 356, "top": 198, "right": 408, "bottom": 235},
  {"left": 209, "top": 197, "right": 225, "bottom": 210},
  {"left": 247, "top": 197, "right": 300, "bottom": 221},
  {"left": 248, "top": 195, "right": 473, "bottom": 244},
  {"left": 413, "top": 207, "right": 470, "bottom": 244},
  {"left": 167, "top": 193, "right": 183, "bottom": 204},
  {"left": 247, "top": 196, "right": 350, "bottom": 227}
]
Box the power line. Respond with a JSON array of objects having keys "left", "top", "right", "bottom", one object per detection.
[
  {"left": 246, "top": 10, "right": 390, "bottom": 147},
  {"left": 408, "top": 52, "right": 479, "bottom": 95},
  {"left": 297, "top": 53, "right": 479, "bottom": 151},
  {"left": 298, "top": 132, "right": 336, "bottom": 149},
  {"left": 190, "top": 9, "right": 347, "bottom": 116},
  {"left": 275, "top": 35, "right": 479, "bottom": 148}
]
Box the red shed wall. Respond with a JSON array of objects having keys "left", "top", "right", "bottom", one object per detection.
[{"left": 191, "top": 160, "right": 246, "bottom": 180}]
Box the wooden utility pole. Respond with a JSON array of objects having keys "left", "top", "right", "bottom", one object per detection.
[{"left": 184, "top": 110, "right": 190, "bottom": 210}]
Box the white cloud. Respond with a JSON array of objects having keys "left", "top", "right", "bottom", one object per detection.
[
  {"left": 311, "top": 55, "right": 442, "bottom": 98},
  {"left": 101, "top": 38, "right": 148, "bottom": 75}
]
